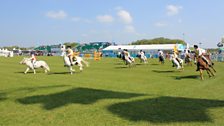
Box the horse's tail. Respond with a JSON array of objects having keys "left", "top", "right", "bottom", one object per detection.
[
  {"left": 44, "top": 62, "right": 50, "bottom": 71},
  {"left": 81, "top": 58, "right": 89, "bottom": 67}
]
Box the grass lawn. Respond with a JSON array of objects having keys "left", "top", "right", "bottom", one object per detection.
[{"left": 0, "top": 56, "right": 224, "bottom": 126}]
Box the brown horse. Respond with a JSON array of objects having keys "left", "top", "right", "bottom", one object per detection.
[
  {"left": 197, "top": 55, "right": 216, "bottom": 80},
  {"left": 204, "top": 55, "right": 216, "bottom": 72}
]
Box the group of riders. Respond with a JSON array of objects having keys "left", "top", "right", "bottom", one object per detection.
[
  {"left": 29, "top": 46, "right": 77, "bottom": 67},
  {"left": 21, "top": 43, "right": 216, "bottom": 80},
  {"left": 117, "top": 44, "right": 213, "bottom": 72},
  {"left": 29, "top": 44, "right": 212, "bottom": 71},
  {"left": 21, "top": 45, "right": 89, "bottom": 75},
  {"left": 27, "top": 44, "right": 214, "bottom": 78}
]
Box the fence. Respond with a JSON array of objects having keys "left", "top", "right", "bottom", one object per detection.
[
  {"left": 94, "top": 52, "right": 101, "bottom": 60},
  {"left": 211, "top": 53, "right": 224, "bottom": 62}
]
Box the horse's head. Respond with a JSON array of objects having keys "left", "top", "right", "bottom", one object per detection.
[
  {"left": 19, "top": 58, "right": 30, "bottom": 64},
  {"left": 61, "top": 51, "right": 66, "bottom": 57}
]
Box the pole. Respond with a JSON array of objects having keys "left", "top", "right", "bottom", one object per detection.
[{"left": 182, "top": 33, "right": 185, "bottom": 42}]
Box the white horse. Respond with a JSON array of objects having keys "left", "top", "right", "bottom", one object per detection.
[
  {"left": 124, "top": 56, "right": 135, "bottom": 67},
  {"left": 137, "top": 53, "right": 148, "bottom": 64},
  {"left": 62, "top": 52, "right": 89, "bottom": 74},
  {"left": 170, "top": 54, "right": 184, "bottom": 70},
  {"left": 20, "top": 58, "right": 50, "bottom": 74}
]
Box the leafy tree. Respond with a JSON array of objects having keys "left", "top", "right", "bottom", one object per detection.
[
  {"left": 131, "top": 37, "right": 186, "bottom": 45},
  {"left": 63, "top": 42, "right": 79, "bottom": 48}
]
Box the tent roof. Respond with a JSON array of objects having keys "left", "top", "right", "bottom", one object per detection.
[{"left": 103, "top": 44, "right": 185, "bottom": 51}]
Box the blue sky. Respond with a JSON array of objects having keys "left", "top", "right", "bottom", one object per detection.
[{"left": 0, "top": 0, "right": 223, "bottom": 48}]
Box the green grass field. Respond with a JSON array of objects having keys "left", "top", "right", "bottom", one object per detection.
[{"left": 0, "top": 56, "right": 224, "bottom": 126}]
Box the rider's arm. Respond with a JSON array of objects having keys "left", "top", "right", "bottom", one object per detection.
[{"left": 67, "top": 50, "right": 73, "bottom": 56}]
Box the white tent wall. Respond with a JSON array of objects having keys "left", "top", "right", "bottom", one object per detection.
[{"left": 102, "top": 44, "right": 186, "bottom": 58}]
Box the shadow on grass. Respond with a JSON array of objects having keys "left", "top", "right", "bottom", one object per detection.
[
  {"left": 0, "top": 85, "right": 70, "bottom": 100},
  {"left": 135, "top": 63, "right": 146, "bottom": 66},
  {"left": 15, "top": 71, "right": 44, "bottom": 74},
  {"left": 172, "top": 75, "right": 200, "bottom": 80},
  {"left": 108, "top": 96, "right": 224, "bottom": 123},
  {"left": 114, "top": 66, "right": 129, "bottom": 69},
  {"left": 49, "top": 72, "right": 71, "bottom": 75},
  {"left": 152, "top": 70, "right": 176, "bottom": 73},
  {"left": 0, "top": 92, "right": 7, "bottom": 101},
  {"left": 151, "top": 63, "right": 160, "bottom": 65},
  {"left": 17, "top": 87, "right": 144, "bottom": 110},
  {"left": 114, "top": 63, "right": 125, "bottom": 65},
  {"left": 13, "top": 85, "right": 70, "bottom": 93},
  {"left": 48, "top": 71, "right": 82, "bottom": 75}
]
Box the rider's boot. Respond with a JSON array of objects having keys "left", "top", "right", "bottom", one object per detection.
[
  {"left": 196, "top": 62, "right": 200, "bottom": 71},
  {"left": 69, "top": 58, "right": 73, "bottom": 66},
  {"left": 32, "top": 61, "right": 35, "bottom": 68}
]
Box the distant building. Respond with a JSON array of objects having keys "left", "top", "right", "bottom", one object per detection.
[
  {"left": 76, "top": 42, "right": 114, "bottom": 53},
  {"left": 102, "top": 44, "right": 186, "bottom": 58}
]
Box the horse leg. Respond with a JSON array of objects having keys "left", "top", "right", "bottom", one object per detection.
[
  {"left": 200, "top": 69, "right": 204, "bottom": 80},
  {"left": 24, "top": 67, "right": 30, "bottom": 74},
  {"left": 207, "top": 68, "right": 215, "bottom": 77},
  {"left": 206, "top": 69, "right": 212, "bottom": 78},
  {"left": 132, "top": 60, "right": 136, "bottom": 67},
  {"left": 210, "top": 66, "right": 216, "bottom": 73},
  {"left": 81, "top": 59, "right": 89, "bottom": 67},
  {"left": 78, "top": 63, "right": 83, "bottom": 71},
  {"left": 44, "top": 69, "right": 48, "bottom": 73},
  {"left": 33, "top": 69, "right": 36, "bottom": 74},
  {"left": 69, "top": 66, "right": 73, "bottom": 74}
]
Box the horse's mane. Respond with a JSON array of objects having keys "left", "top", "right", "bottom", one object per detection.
[{"left": 23, "top": 57, "right": 31, "bottom": 60}]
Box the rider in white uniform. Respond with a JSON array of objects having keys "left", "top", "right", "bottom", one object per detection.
[
  {"left": 171, "top": 50, "right": 182, "bottom": 69},
  {"left": 158, "top": 50, "right": 163, "bottom": 57}
]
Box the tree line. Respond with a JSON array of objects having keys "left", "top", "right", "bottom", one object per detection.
[{"left": 131, "top": 37, "right": 186, "bottom": 45}]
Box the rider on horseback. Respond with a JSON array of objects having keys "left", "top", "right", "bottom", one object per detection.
[
  {"left": 158, "top": 49, "right": 164, "bottom": 64},
  {"left": 123, "top": 49, "right": 133, "bottom": 64},
  {"left": 194, "top": 45, "right": 210, "bottom": 71},
  {"left": 30, "top": 52, "right": 37, "bottom": 68},
  {"left": 139, "top": 50, "right": 145, "bottom": 58},
  {"left": 158, "top": 49, "right": 163, "bottom": 57},
  {"left": 66, "top": 46, "right": 74, "bottom": 66},
  {"left": 173, "top": 50, "right": 182, "bottom": 64},
  {"left": 123, "top": 49, "right": 131, "bottom": 59},
  {"left": 184, "top": 49, "right": 191, "bottom": 58},
  {"left": 117, "top": 48, "right": 122, "bottom": 58},
  {"left": 172, "top": 50, "right": 183, "bottom": 69}
]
